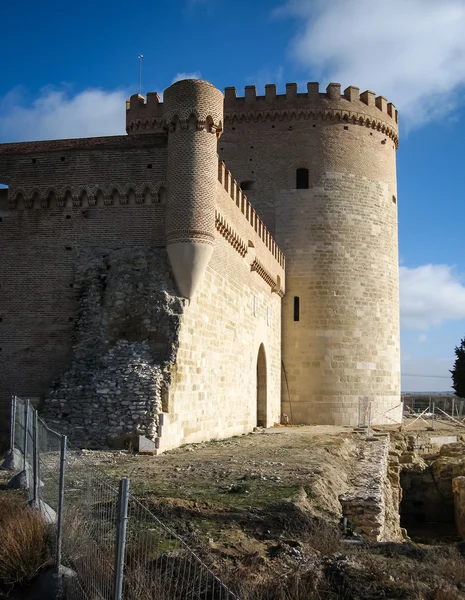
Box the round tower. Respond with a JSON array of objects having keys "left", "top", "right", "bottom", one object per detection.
[
  {"left": 220, "top": 82, "right": 400, "bottom": 426},
  {"left": 163, "top": 79, "right": 223, "bottom": 299}
]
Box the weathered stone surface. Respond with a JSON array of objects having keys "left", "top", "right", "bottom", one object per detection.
[
  {"left": 453, "top": 476, "right": 465, "bottom": 539},
  {"left": 340, "top": 435, "right": 403, "bottom": 542},
  {"left": 42, "top": 248, "right": 185, "bottom": 448}
]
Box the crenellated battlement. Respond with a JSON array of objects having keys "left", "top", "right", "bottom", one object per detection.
[
  {"left": 126, "top": 79, "right": 224, "bottom": 136},
  {"left": 127, "top": 81, "right": 399, "bottom": 146},
  {"left": 223, "top": 82, "right": 399, "bottom": 147},
  {"left": 217, "top": 160, "right": 285, "bottom": 271},
  {"left": 126, "top": 93, "right": 165, "bottom": 135}
]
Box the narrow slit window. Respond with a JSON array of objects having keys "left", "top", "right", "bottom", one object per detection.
[
  {"left": 294, "top": 296, "right": 300, "bottom": 321},
  {"left": 296, "top": 168, "right": 309, "bottom": 189}
]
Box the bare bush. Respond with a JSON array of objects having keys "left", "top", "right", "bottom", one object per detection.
[{"left": 0, "top": 493, "right": 49, "bottom": 585}]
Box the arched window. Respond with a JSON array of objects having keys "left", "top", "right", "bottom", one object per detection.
[{"left": 296, "top": 168, "right": 309, "bottom": 189}]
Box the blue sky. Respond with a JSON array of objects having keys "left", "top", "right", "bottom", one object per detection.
[{"left": 1, "top": 0, "right": 464, "bottom": 392}]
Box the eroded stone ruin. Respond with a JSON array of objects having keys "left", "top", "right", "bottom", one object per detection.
[{"left": 43, "top": 248, "right": 185, "bottom": 448}]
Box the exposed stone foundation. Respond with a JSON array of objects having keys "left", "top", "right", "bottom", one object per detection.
[
  {"left": 340, "top": 434, "right": 403, "bottom": 541},
  {"left": 42, "top": 248, "right": 185, "bottom": 448}
]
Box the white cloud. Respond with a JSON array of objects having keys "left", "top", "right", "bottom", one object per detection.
[
  {"left": 278, "top": 0, "right": 465, "bottom": 127},
  {"left": 417, "top": 334, "right": 427, "bottom": 343},
  {"left": 0, "top": 86, "right": 127, "bottom": 143},
  {"left": 171, "top": 72, "right": 202, "bottom": 84},
  {"left": 400, "top": 264, "right": 465, "bottom": 330}
]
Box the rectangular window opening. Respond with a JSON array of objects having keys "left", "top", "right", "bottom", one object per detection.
[
  {"left": 296, "top": 168, "right": 309, "bottom": 189},
  {"left": 294, "top": 296, "right": 300, "bottom": 321}
]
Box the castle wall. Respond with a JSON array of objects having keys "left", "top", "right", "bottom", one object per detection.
[
  {"left": 158, "top": 231, "right": 282, "bottom": 451},
  {"left": 0, "top": 137, "right": 168, "bottom": 439},
  {"left": 0, "top": 103, "right": 284, "bottom": 448},
  {"left": 0, "top": 202, "right": 167, "bottom": 433}
]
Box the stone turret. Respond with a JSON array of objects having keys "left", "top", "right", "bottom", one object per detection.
[{"left": 162, "top": 79, "right": 223, "bottom": 299}]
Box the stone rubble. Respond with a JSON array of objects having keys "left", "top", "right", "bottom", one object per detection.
[{"left": 42, "top": 248, "right": 186, "bottom": 448}]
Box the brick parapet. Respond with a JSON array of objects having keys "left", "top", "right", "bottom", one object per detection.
[
  {"left": 0, "top": 134, "right": 166, "bottom": 155},
  {"left": 224, "top": 82, "right": 399, "bottom": 148},
  {"left": 216, "top": 160, "right": 285, "bottom": 294}
]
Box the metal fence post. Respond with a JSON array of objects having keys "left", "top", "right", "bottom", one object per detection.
[
  {"left": 23, "top": 400, "right": 29, "bottom": 472},
  {"left": 10, "top": 395, "right": 17, "bottom": 453},
  {"left": 55, "top": 435, "right": 67, "bottom": 574},
  {"left": 32, "top": 410, "right": 40, "bottom": 508},
  {"left": 113, "top": 477, "right": 130, "bottom": 600}
]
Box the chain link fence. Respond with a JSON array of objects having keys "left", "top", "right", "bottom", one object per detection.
[{"left": 2, "top": 396, "right": 237, "bottom": 600}]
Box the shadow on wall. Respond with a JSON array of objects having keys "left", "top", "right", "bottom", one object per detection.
[{"left": 0, "top": 185, "right": 8, "bottom": 215}]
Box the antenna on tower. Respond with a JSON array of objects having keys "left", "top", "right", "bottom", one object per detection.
[{"left": 138, "top": 54, "right": 143, "bottom": 96}]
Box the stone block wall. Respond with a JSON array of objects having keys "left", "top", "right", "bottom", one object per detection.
[
  {"left": 276, "top": 176, "right": 400, "bottom": 426},
  {"left": 453, "top": 476, "right": 465, "bottom": 539},
  {"left": 158, "top": 232, "right": 282, "bottom": 452}
]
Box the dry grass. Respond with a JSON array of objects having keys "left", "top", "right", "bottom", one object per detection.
[{"left": 0, "top": 493, "right": 50, "bottom": 585}]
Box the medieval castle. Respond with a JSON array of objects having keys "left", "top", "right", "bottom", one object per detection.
[{"left": 0, "top": 78, "right": 401, "bottom": 451}]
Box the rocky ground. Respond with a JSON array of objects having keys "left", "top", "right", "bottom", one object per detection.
[{"left": 82, "top": 419, "right": 465, "bottom": 599}]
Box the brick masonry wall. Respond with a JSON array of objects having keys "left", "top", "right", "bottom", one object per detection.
[
  {"left": 0, "top": 135, "right": 167, "bottom": 198},
  {"left": 0, "top": 138, "right": 168, "bottom": 441},
  {"left": 0, "top": 202, "right": 167, "bottom": 436}
]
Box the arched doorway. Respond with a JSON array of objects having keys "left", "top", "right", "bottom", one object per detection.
[{"left": 256, "top": 344, "right": 267, "bottom": 427}]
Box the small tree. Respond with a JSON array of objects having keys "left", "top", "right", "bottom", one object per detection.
[{"left": 450, "top": 337, "right": 465, "bottom": 398}]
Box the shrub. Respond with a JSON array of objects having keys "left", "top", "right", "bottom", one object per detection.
[{"left": 0, "top": 493, "right": 49, "bottom": 585}]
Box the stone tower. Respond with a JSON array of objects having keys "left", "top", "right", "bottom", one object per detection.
[
  {"left": 220, "top": 82, "right": 400, "bottom": 425},
  {"left": 163, "top": 79, "right": 224, "bottom": 299}
]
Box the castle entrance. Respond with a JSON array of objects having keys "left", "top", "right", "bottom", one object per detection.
[{"left": 256, "top": 344, "right": 267, "bottom": 427}]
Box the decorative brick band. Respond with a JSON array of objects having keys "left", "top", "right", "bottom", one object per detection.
[
  {"left": 225, "top": 109, "right": 399, "bottom": 148},
  {"left": 215, "top": 212, "right": 248, "bottom": 257},
  {"left": 250, "top": 258, "right": 283, "bottom": 295},
  {"left": 7, "top": 182, "right": 167, "bottom": 209},
  {"left": 166, "top": 230, "right": 215, "bottom": 245}
]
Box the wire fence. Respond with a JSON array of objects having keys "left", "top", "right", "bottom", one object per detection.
[
  {"left": 2, "top": 396, "right": 237, "bottom": 600},
  {"left": 401, "top": 394, "right": 464, "bottom": 419},
  {"left": 357, "top": 395, "right": 465, "bottom": 434}
]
